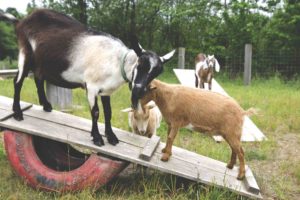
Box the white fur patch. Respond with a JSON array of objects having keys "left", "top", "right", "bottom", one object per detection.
[
  {"left": 185, "top": 123, "right": 194, "bottom": 130},
  {"left": 29, "top": 38, "right": 37, "bottom": 52},
  {"left": 16, "top": 49, "right": 25, "bottom": 83},
  {"left": 195, "top": 61, "right": 208, "bottom": 73},
  {"left": 132, "top": 67, "right": 138, "bottom": 88},
  {"left": 64, "top": 34, "right": 135, "bottom": 96},
  {"left": 86, "top": 83, "right": 99, "bottom": 109},
  {"left": 149, "top": 57, "right": 157, "bottom": 74}
]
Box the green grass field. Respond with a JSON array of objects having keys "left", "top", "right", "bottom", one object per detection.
[{"left": 0, "top": 69, "right": 299, "bottom": 200}]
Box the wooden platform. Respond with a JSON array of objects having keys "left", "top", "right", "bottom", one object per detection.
[
  {"left": 0, "top": 96, "right": 262, "bottom": 199},
  {"left": 173, "top": 69, "right": 266, "bottom": 142}
]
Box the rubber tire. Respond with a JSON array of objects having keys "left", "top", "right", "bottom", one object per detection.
[
  {"left": 4, "top": 130, "right": 128, "bottom": 192},
  {"left": 32, "top": 135, "right": 89, "bottom": 171}
]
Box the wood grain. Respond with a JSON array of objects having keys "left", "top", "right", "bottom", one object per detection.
[{"left": 139, "top": 135, "right": 161, "bottom": 161}]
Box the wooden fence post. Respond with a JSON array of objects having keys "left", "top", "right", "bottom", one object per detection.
[
  {"left": 46, "top": 82, "right": 72, "bottom": 111},
  {"left": 178, "top": 47, "right": 185, "bottom": 69},
  {"left": 244, "top": 44, "right": 252, "bottom": 85}
]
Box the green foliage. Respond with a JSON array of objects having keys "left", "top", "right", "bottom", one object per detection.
[
  {"left": 0, "top": 21, "right": 17, "bottom": 60},
  {"left": 1, "top": 0, "right": 299, "bottom": 77}
]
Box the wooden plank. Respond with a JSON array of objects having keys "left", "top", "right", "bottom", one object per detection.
[
  {"left": 0, "top": 69, "right": 33, "bottom": 78},
  {"left": 0, "top": 96, "right": 262, "bottom": 199},
  {"left": 173, "top": 69, "right": 266, "bottom": 142},
  {"left": 139, "top": 135, "right": 160, "bottom": 161},
  {"left": 0, "top": 69, "right": 18, "bottom": 77},
  {"left": 244, "top": 166, "right": 260, "bottom": 195},
  {"left": 0, "top": 96, "right": 259, "bottom": 179},
  {"left": 0, "top": 114, "right": 261, "bottom": 199},
  {"left": 0, "top": 99, "right": 32, "bottom": 121},
  {"left": 0, "top": 110, "right": 12, "bottom": 121}
]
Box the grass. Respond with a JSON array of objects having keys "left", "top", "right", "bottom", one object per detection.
[{"left": 0, "top": 69, "right": 300, "bottom": 199}]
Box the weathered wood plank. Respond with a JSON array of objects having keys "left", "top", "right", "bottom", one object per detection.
[
  {"left": 244, "top": 166, "right": 260, "bottom": 195},
  {"left": 0, "top": 114, "right": 261, "bottom": 199},
  {"left": 173, "top": 69, "right": 266, "bottom": 142},
  {"left": 0, "top": 97, "right": 32, "bottom": 121},
  {"left": 0, "top": 69, "right": 18, "bottom": 78},
  {"left": 139, "top": 135, "right": 160, "bottom": 161},
  {"left": 0, "top": 96, "right": 262, "bottom": 199},
  {"left": 0, "top": 96, "right": 258, "bottom": 178}
]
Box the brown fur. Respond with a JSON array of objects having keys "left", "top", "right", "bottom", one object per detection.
[{"left": 141, "top": 79, "right": 254, "bottom": 180}]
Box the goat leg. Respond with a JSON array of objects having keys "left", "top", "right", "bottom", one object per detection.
[
  {"left": 200, "top": 80, "right": 205, "bottom": 89},
  {"left": 161, "top": 126, "right": 178, "bottom": 161},
  {"left": 162, "top": 125, "right": 172, "bottom": 155},
  {"left": 13, "top": 75, "right": 24, "bottom": 121},
  {"left": 13, "top": 53, "right": 30, "bottom": 121},
  {"left": 34, "top": 77, "right": 52, "bottom": 112},
  {"left": 101, "top": 96, "right": 119, "bottom": 145},
  {"left": 90, "top": 96, "right": 104, "bottom": 146}
]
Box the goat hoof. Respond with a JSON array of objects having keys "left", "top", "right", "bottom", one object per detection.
[
  {"left": 13, "top": 112, "right": 24, "bottom": 121},
  {"left": 107, "top": 135, "right": 119, "bottom": 146},
  {"left": 161, "top": 153, "right": 170, "bottom": 162},
  {"left": 93, "top": 139, "right": 104, "bottom": 147},
  {"left": 237, "top": 174, "right": 245, "bottom": 180},
  {"left": 43, "top": 103, "right": 52, "bottom": 112},
  {"left": 226, "top": 163, "right": 234, "bottom": 169}
]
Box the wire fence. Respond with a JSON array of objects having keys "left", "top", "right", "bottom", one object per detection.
[
  {"left": 182, "top": 48, "right": 300, "bottom": 79},
  {"left": 0, "top": 47, "right": 299, "bottom": 79}
]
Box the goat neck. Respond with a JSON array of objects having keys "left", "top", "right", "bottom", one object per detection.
[{"left": 122, "top": 50, "right": 138, "bottom": 84}]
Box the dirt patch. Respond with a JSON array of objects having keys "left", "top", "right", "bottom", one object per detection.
[{"left": 250, "top": 133, "right": 300, "bottom": 200}]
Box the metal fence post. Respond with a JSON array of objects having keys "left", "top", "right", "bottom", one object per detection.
[
  {"left": 46, "top": 82, "right": 72, "bottom": 111},
  {"left": 244, "top": 44, "right": 252, "bottom": 85},
  {"left": 178, "top": 47, "right": 185, "bottom": 69}
]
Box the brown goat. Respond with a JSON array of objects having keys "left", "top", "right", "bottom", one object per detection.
[{"left": 140, "top": 79, "right": 256, "bottom": 180}]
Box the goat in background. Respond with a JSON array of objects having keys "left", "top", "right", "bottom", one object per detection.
[{"left": 195, "top": 54, "right": 220, "bottom": 90}]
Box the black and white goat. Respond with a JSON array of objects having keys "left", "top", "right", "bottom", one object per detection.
[
  {"left": 0, "top": 9, "right": 175, "bottom": 146},
  {"left": 195, "top": 54, "right": 220, "bottom": 90}
]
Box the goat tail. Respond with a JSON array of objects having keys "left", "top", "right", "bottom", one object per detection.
[
  {"left": 244, "top": 107, "right": 259, "bottom": 116},
  {"left": 0, "top": 11, "right": 19, "bottom": 24}
]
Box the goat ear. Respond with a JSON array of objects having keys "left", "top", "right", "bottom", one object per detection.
[
  {"left": 147, "top": 104, "right": 156, "bottom": 109},
  {"left": 146, "top": 101, "right": 156, "bottom": 109},
  {"left": 214, "top": 58, "right": 220, "bottom": 72},
  {"left": 121, "top": 108, "right": 133, "bottom": 113},
  {"left": 149, "top": 85, "right": 157, "bottom": 90},
  {"left": 130, "top": 34, "right": 143, "bottom": 57},
  {"left": 160, "top": 49, "right": 176, "bottom": 63}
]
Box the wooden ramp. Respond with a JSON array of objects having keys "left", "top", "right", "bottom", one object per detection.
[
  {"left": 173, "top": 69, "right": 266, "bottom": 142},
  {"left": 0, "top": 96, "right": 262, "bottom": 199}
]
